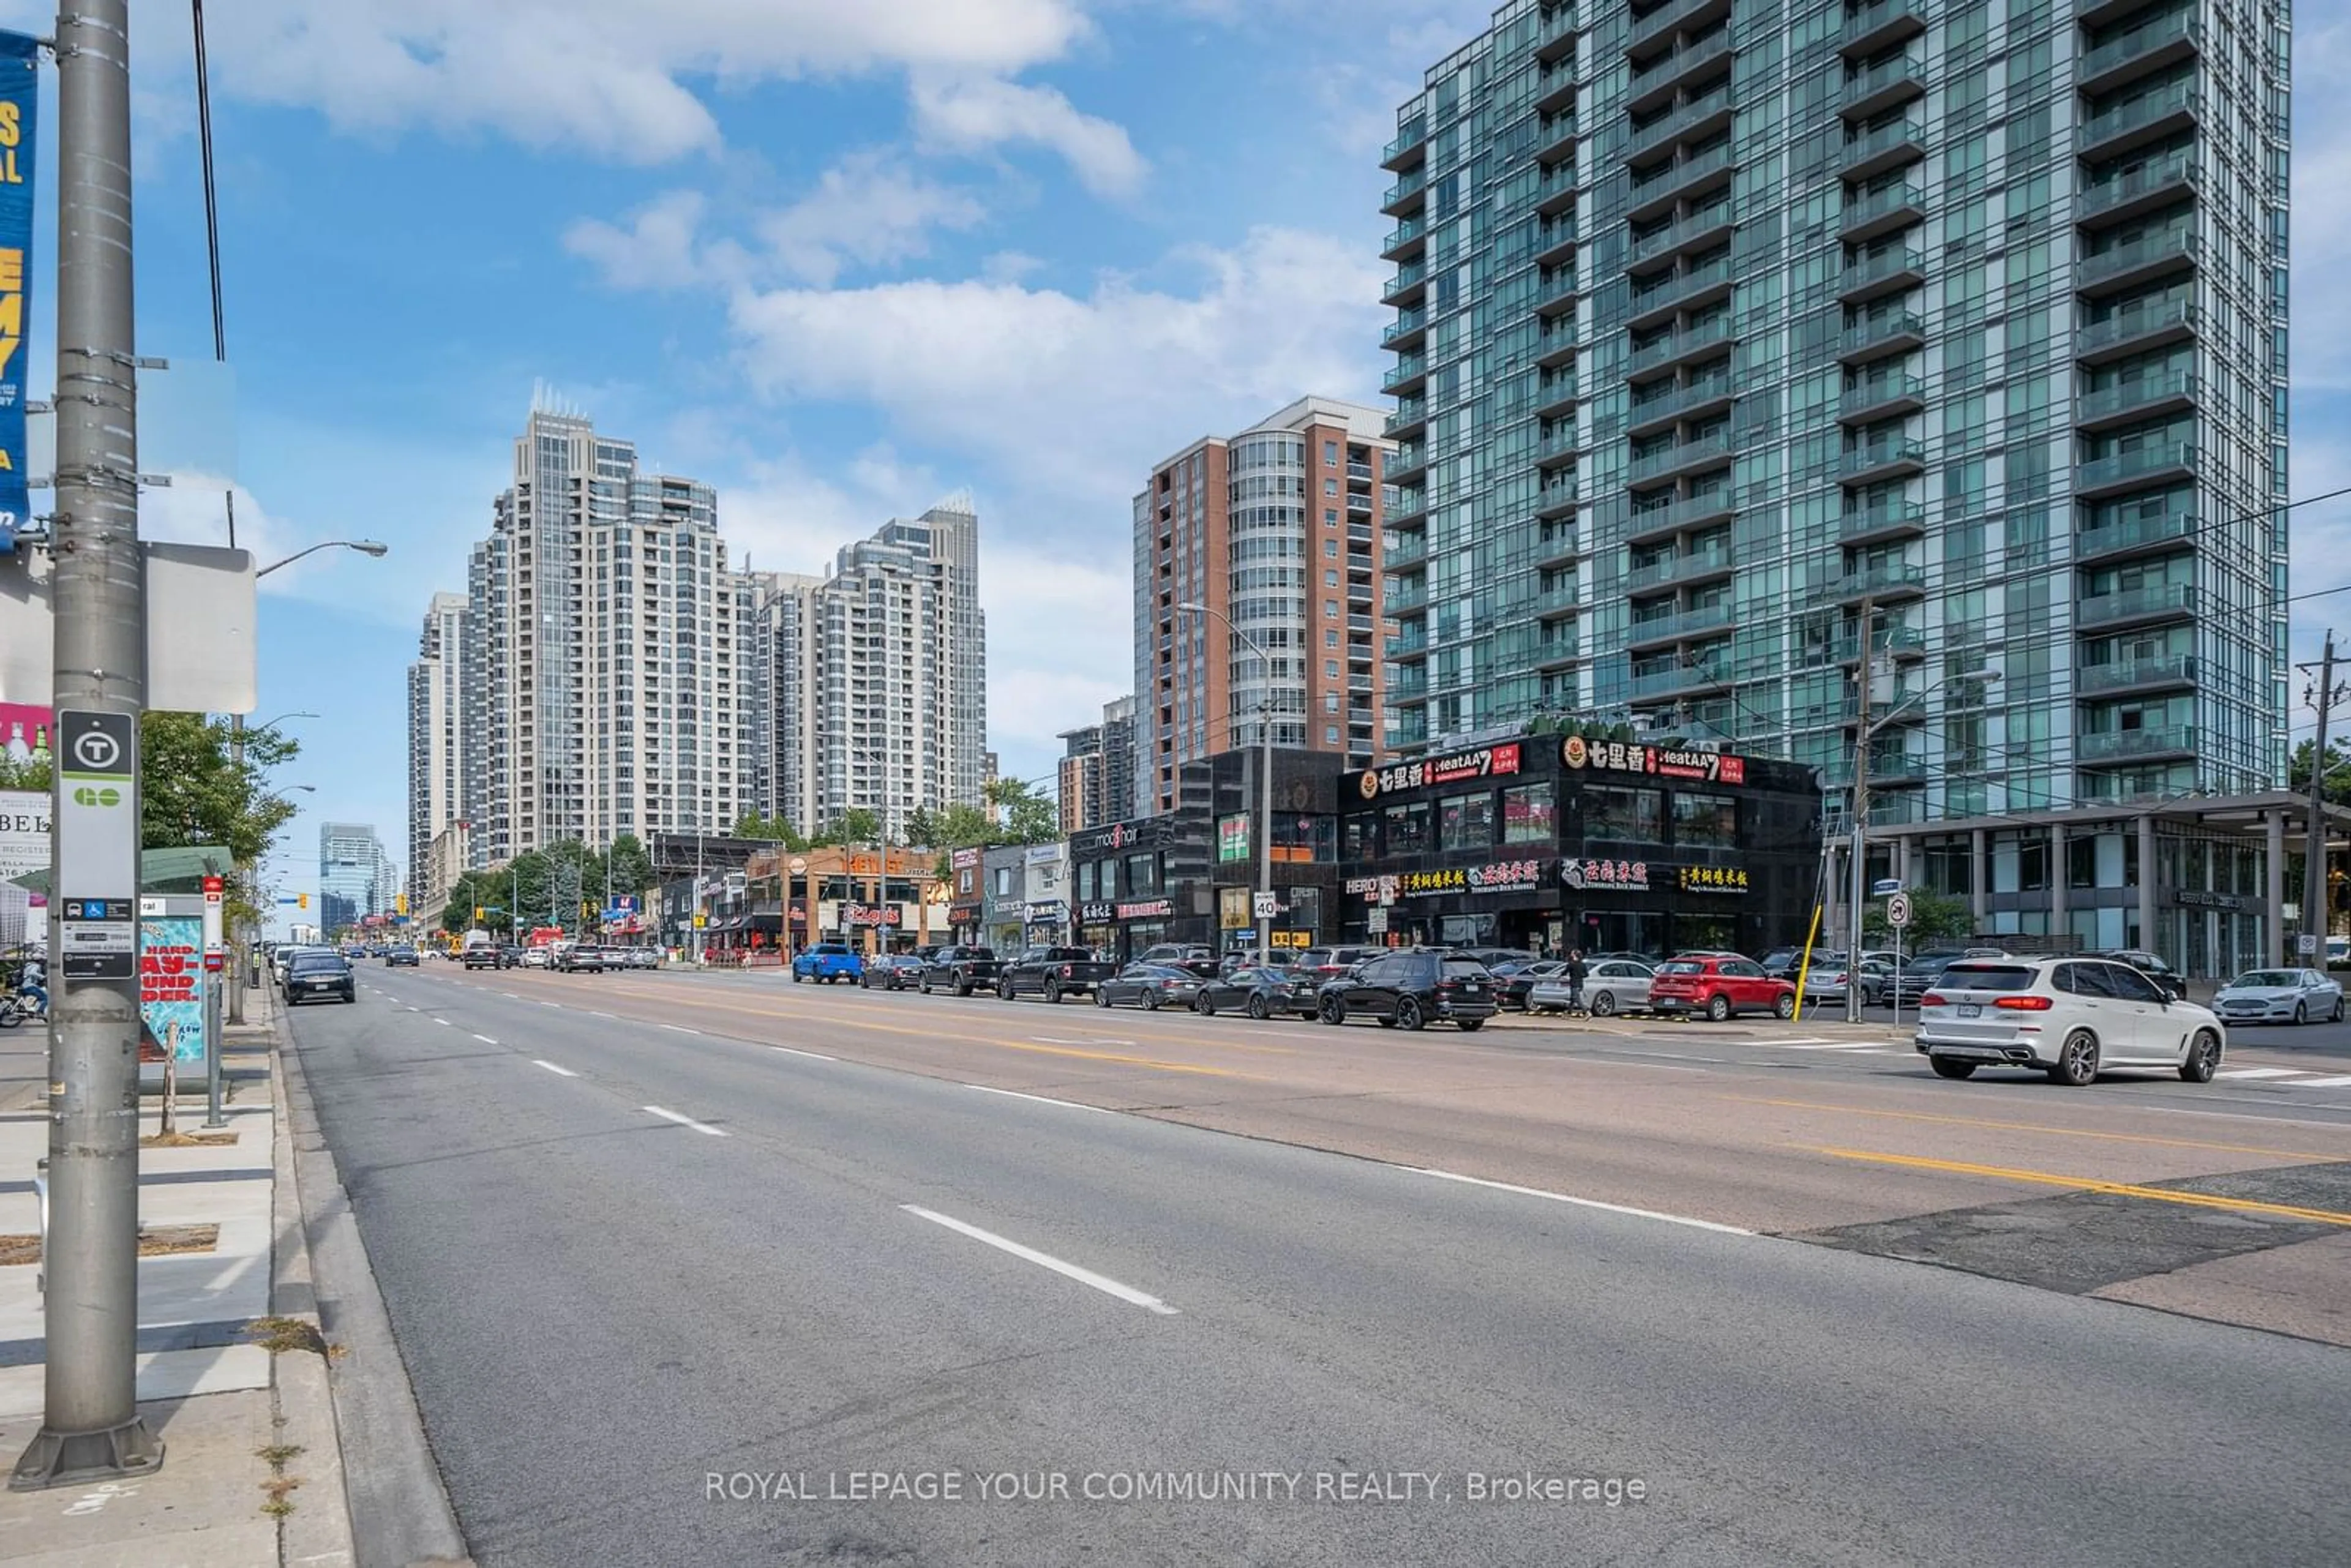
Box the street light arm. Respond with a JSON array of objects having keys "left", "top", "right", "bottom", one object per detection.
[{"left": 255, "top": 539, "right": 389, "bottom": 579}]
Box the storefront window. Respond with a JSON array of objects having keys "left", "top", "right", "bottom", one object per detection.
[
  {"left": 1274, "top": 814, "right": 1337, "bottom": 861},
  {"left": 1385, "top": 800, "right": 1431, "bottom": 855},
  {"left": 1125, "top": 853, "right": 1160, "bottom": 895},
  {"left": 1671, "top": 793, "right": 1738, "bottom": 847},
  {"left": 1345, "top": 816, "right": 1378, "bottom": 862},
  {"left": 1584, "top": 786, "right": 1663, "bottom": 844},
  {"left": 1438, "top": 792, "right": 1493, "bottom": 852},
  {"left": 1078, "top": 861, "right": 1097, "bottom": 901},
  {"left": 1502, "top": 784, "right": 1555, "bottom": 844}
]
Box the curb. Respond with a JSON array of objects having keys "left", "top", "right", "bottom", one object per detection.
[
  {"left": 277, "top": 1000, "right": 476, "bottom": 1568},
  {"left": 269, "top": 1008, "right": 359, "bottom": 1568}
]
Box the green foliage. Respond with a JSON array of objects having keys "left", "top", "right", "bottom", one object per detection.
[
  {"left": 813, "top": 807, "right": 882, "bottom": 847},
  {"left": 731, "top": 811, "right": 808, "bottom": 850},
  {"left": 984, "top": 778, "right": 1059, "bottom": 845},
  {"left": 1862, "top": 885, "right": 1972, "bottom": 944},
  {"left": 901, "top": 805, "right": 939, "bottom": 852},
  {"left": 2289, "top": 740, "right": 2351, "bottom": 807}
]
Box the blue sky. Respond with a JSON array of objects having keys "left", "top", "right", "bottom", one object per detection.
[{"left": 2, "top": 1, "right": 2347, "bottom": 925}]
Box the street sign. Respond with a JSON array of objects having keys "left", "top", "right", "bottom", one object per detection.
[
  {"left": 2298, "top": 933, "right": 2319, "bottom": 956},
  {"left": 58, "top": 896, "right": 135, "bottom": 979},
  {"left": 1871, "top": 877, "right": 1903, "bottom": 897},
  {"left": 1252, "top": 891, "right": 1279, "bottom": 920},
  {"left": 1367, "top": 906, "right": 1389, "bottom": 935},
  {"left": 56, "top": 708, "right": 137, "bottom": 898},
  {"left": 1886, "top": 892, "right": 1913, "bottom": 929}
]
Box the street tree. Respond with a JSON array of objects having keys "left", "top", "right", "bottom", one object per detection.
[
  {"left": 1863, "top": 886, "right": 1972, "bottom": 945},
  {"left": 2289, "top": 740, "right": 2351, "bottom": 807},
  {"left": 814, "top": 808, "right": 882, "bottom": 847}
]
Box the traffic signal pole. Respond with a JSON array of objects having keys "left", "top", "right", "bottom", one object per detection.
[{"left": 14, "top": 0, "right": 165, "bottom": 1490}]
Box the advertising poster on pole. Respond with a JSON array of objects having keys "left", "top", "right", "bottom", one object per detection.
[
  {"left": 139, "top": 913, "right": 207, "bottom": 1065},
  {"left": 0, "top": 787, "right": 44, "bottom": 948},
  {"left": 0, "top": 31, "right": 36, "bottom": 556}
]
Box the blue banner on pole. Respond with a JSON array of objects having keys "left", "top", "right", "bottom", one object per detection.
[{"left": 0, "top": 31, "right": 35, "bottom": 556}]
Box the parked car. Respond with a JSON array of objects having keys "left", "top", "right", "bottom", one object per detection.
[
  {"left": 1490, "top": 958, "right": 1565, "bottom": 1011},
  {"left": 1531, "top": 958, "right": 1655, "bottom": 1016},
  {"left": 2211, "top": 967, "right": 2345, "bottom": 1026},
  {"left": 1194, "top": 964, "right": 1320, "bottom": 1019},
  {"left": 920, "top": 945, "right": 1002, "bottom": 997},
  {"left": 860, "top": 953, "right": 928, "bottom": 991},
  {"left": 2096, "top": 948, "right": 2190, "bottom": 1000},
  {"left": 555, "top": 945, "right": 606, "bottom": 973},
  {"left": 792, "top": 943, "right": 864, "bottom": 985},
  {"left": 999, "top": 947, "right": 1117, "bottom": 1003},
  {"left": 1317, "top": 949, "right": 1496, "bottom": 1032},
  {"left": 1095, "top": 962, "right": 1202, "bottom": 1010},
  {"left": 1915, "top": 956, "right": 2227, "bottom": 1086},
  {"left": 624, "top": 947, "right": 660, "bottom": 970},
  {"left": 385, "top": 946, "right": 419, "bottom": 967},
  {"left": 1292, "top": 946, "right": 1384, "bottom": 989},
  {"left": 282, "top": 950, "right": 355, "bottom": 1006},
  {"left": 1887, "top": 951, "right": 1965, "bottom": 1007},
  {"left": 1136, "top": 943, "right": 1220, "bottom": 979},
  {"left": 1452, "top": 947, "right": 1539, "bottom": 971},
  {"left": 1799, "top": 951, "right": 1886, "bottom": 1007},
  {"left": 1649, "top": 956, "right": 1796, "bottom": 1021},
  {"left": 1758, "top": 947, "right": 1804, "bottom": 980}
]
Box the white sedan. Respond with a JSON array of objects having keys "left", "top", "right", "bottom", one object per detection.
[
  {"left": 2211, "top": 968, "right": 2344, "bottom": 1026},
  {"left": 1528, "top": 959, "right": 1655, "bottom": 1016}
]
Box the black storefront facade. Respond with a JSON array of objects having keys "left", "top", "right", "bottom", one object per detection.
[
  {"left": 1069, "top": 811, "right": 1213, "bottom": 962},
  {"left": 1336, "top": 735, "right": 1822, "bottom": 958}
]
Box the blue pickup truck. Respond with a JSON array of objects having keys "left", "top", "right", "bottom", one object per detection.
[{"left": 791, "top": 942, "right": 864, "bottom": 985}]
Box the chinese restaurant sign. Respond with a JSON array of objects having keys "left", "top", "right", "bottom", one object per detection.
[{"left": 1561, "top": 735, "right": 1747, "bottom": 786}]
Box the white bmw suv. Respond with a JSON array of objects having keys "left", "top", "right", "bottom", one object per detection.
[{"left": 1914, "top": 956, "right": 2226, "bottom": 1087}]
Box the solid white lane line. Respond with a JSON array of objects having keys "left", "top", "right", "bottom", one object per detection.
[
  {"left": 964, "top": 1084, "right": 1111, "bottom": 1112},
  {"left": 900, "top": 1206, "right": 1177, "bottom": 1315},
  {"left": 2216, "top": 1067, "right": 2306, "bottom": 1079},
  {"left": 644, "top": 1105, "right": 728, "bottom": 1136},
  {"left": 771, "top": 1046, "right": 837, "bottom": 1062},
  {"left": 1783, "top": 1043, "right": 1881, "bottom": 1052},
  {"left": 2289, "top": 1074, "right": 2351, "bottom": 1089},
  {"left": 533, "top": 1060, "right": 578, "bottom": 1078},
  {"left": 473, "top": 1033, "right": 498, "bottom": 1045},
  {"left": 659, "top": 1023, "right": 699, "bottom": 1035},
  {"left": 1408, "top": 1166, "right": 1755, "bottom": 1236}
]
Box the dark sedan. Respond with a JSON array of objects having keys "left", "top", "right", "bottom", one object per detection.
[
  {"left": 860, "top": 953, "right": 927, "bottom": 991},
  {"left": 1093, "top": 962, "right": 1202, "bottom": 1011},
  {"left": 1489, "top": 958, "right": 1565, "bottom": 1011},
  {"left": 283, "top": 951, "right": 355, "bottom": 1005},
  {"left": 384, "top": 946, "right": 419, "bottom": 967},
  {"left": 1193, "top": 965, "right": 1319, "bottom": 1020}
]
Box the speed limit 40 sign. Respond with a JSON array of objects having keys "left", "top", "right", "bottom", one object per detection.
[{"left": 1885, "top": 891, "right": 1913, "bottom": 929}]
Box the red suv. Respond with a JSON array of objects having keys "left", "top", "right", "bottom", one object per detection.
[{"left": 1648, "top": 955, "right": 1796, "bottom": 1021}]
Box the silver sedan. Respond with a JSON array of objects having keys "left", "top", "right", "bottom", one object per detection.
[
  {"left": 2211, "top": 968, "right": 2345, "bottom": 1026},
  {"left": 1528, "top": 959, "right": 1655, "bottom": 1016}
]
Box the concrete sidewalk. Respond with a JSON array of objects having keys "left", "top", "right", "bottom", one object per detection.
[{"left": 0, "top": 982, "right": 355, "bottom": 1567}]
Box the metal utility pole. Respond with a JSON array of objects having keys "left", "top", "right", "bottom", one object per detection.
[
  {"left": 1255, "top": 693, "right": 1273, "bottom": 969},
  {"left": 2301, "top": 634, "right": 2341, "bottom": 964},
  {"left": 1845, "top": 600, "right": 1875, "bottom": 1026},
  {"left": 15, "top": 0, "right": 164, "bottom": 1490}
]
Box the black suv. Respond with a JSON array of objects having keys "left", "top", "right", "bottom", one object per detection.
[{"left": 1316, "top": 950, "right": 1496, "bottom": 1032}]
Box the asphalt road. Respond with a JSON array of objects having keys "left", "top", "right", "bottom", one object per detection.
[{"left": 285, "top": 964, "right": 2351, "bottom": 1567}]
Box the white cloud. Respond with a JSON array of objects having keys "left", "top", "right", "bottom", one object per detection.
[
  {"left": 140, "top": 472, "right": 372, "bottom": 600},
  {"left": 564, "top": 191, "right": 714, "bottom": 290},
  {"left": 911, "top": 75, "right": 1147, "bottom": 197},
  {"left": 200, "top": 0, "right": 1095, "bottom": 163},
  {"left": 725, "top": 225, "right": 1387, "bottom": 514},
  {"left": 756, "top": 154, "right": 989, "bottom": 287}
]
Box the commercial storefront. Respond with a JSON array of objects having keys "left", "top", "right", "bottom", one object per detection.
[
  {"left": 947, "top": 847, "right": 983, "bottom": 943},
  {"left": 1021, "top": 843, "right": 1070, "bottom": 948},
  {"left": 1336, "top": 735, "right": 1821, "bottom": 956},
  {"left": 1069, "top": 813, "right": 1212, "bottom": 962},
  {"left": 1196, "top": 746, "right": 1344, "bottom": 956}
]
